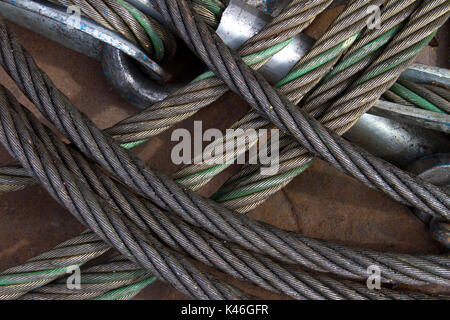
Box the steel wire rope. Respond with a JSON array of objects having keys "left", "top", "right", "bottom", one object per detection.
[
  {"left": 0, "top": 90, "right": 447, "bottom": 300},
  {"left": 0, "top": 15, "right": 449, "bottom": 296}
]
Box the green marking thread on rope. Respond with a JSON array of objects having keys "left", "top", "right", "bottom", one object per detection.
[
  {"left": 193, "top": 0, "right": 225, "bottom": 17},
  {"left": 390, "top": 83, "right": 447, "bottom": 114},
  {"left": 94, "top": 276, "right": 157, "bottom": 300},
  {"left": 121, "top": 139, "right": 148, "bottom": 149},
  {"left": 211, "top": 162, "right": 313, "bottom": 202},
  {"left": 209, "top": 28, "right": 440, "bottom": 203},
  {"left": 0, "top": 266, "right": 75, "bottom": 285},
  {"left": 118, "top": 0, "right": 166, "bottom": 61},
  {"left": 353, "top": 32, "right": 436, "bottom": 87},
  {"left": 323, "top": 24, "right": 403, "bottom": 81},
  {"left": 191, "top": 38, "right": 294, "bottom": 83},
  {"left": 175, "top": 163, "right": 231, "bottom": 186},
  {"left": 275, "top": 32, "right": 360, "bottom": 88}
]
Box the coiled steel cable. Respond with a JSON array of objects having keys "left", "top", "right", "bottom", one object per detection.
[
  {"left": 19, "top": 253, "right": 448, "bottom": 300},
  {"left": 301, "top": 0, "right": 419, "bottom": 113},
  {"left": 1, "top": 89, "right": 447, "bottom": 300},
  {"left": 0, "top": 0, "right": 334, "bottom": 297},
  {"left": 2, "top": 86, "right": 448, "bottom": 301},
  {"left": 0, "top": 1, "right": 450, "bottom": 300},
  {"left": 149, "top": 0, "right": 450, "bottom": 218},
  {"left": 2, "top": 119, "right": 449, "bottom": 300},
  {"left": 170, "top": 0, "right": 445, "bottom": 213},
  {"left": 170, "top": 0, "right": 409, "bottom": 192},
  {"left": 275, "top": 0, "right": 382, "bottom": 104},
  {"left": 0, "top": 87, "right": 250, "bottom": 300},
  {"left": 204, "top": 0, "right": 429, "bottom": 211},
  {"left": 104, "top": 0, "right": 333, "bottom": 148},
  {"left": 0, "top": 17, "right": 449, "bottom": 299},
  {"left": 0, "top": 122, "right": 446, "bottom": 301}
]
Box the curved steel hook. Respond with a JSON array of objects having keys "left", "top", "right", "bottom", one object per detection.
[
  {"left": 101, "top": 45, "right": 184, "bottom": 108},
  {"left": 0, "top": 0, "right": 183, "bottom": 108}
]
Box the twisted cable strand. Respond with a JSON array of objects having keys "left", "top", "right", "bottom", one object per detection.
[
  {"left": 21, "top": 254, "right": 155, "bottom": 300},
  {"left": 151, "top": 0, "right": 449, "bottom": 218},
  {"left": 104, "top": 0, "right": 333, "bottom": 145},
  {"left": 276, "top": 0, "right": 384, "bottom": 104},
  {"left": 20, "top": 249, "right": 448, "bottom": 300},
  {"left": 48, "top": 0, "right": 177, "bottom": 60},
  {"left": 168, "top": 0, "right": 401, "bottom": 191},
  {"left": 0, "top": 1, "right": 332, "bottom": 297},
  {"left": 302, "top": 0, "right": 420, "bottom": 114},
  {"left": 208, "top": 0, "right": 424, "bottom": 211},
  {"left": 237, "top": 0, "right": 333, "bottom": 56},
  {"left": 0, "top": 20, "right": 449, "bottom": 292},
  {"left": 168, "top": 0, "right": 444, "bottom": 212},
  {"left": 0, "top": 231, "right": 109, "bottom": 300},
  {"left": 3, "top": 98, "right": 445, "bottom": 300},
  {"left": 0, "top": 87, "right": 249, "bottom": 300},
  {"left": 389, "top": 80, "right": 450, "bottom": 113},
  {"left": 0, "top": 164, "right": 35, "bottom": 191},
  {"left": 2, "top": 123, "right": 449, "bottom": 299},
  {"left": 423, "top": 84, "right": 450, "bottom": 101},
  {"left": 4, "top": 87, "right": 447, "bottom": 301}
]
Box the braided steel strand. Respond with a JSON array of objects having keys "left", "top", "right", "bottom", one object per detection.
[
  {"left": 21, "top": 254, "right": 155, "bottom": 300},
  {"left": 191, "top": 0, "right": 225, "bottom": 28},
  {"left": 152, "top": 0, "right": 449, "bottom": 218},
  {"left": 0, "top": 89, "right": 249, "bottom": 300},
  {"left": 390, "top": 80, "right": 450, "bottom": 113},
  {"left": 208, "top": 0, "right": 431, "bottom": 212},
  {"left": 0, "top": 17, "right": 449, "bottom": 289},
  {"left": 301, "top": 0, "right": 420, "bottom": 114},
  {"left": 4, "top": 102, "right": 446, "bottom": 299},
  {"left": 0, "top": 231, "right": 109, "bottom": 299},
  {"left": 423, "top": 84, "right": 450, "bottom": 101},
  {"left": 20, "top": 247, "right": 449, "bottom": 300},
  {"left": 5, "top": 91, "right": 447, "bottom": 301},
  {"left": 276, "top": 0, "right": 384, "bottom": 104},
  {"left": 48, "top": 0, "right": 177, "bottom": 60},
  {"left": 160, "top": 0, "right": 406, "bottom": 190},
  {"left": 382, "top": 89, "right": 415, "bottom": 106},
  {"left": 165, "top": 0, "right": 449, "bottom": 211},
  {"left": 104, "top": 0, "right": 333, "bottom": 145},
  {"left": 0, "top": 164, "right": 34, "bottom": 192}
]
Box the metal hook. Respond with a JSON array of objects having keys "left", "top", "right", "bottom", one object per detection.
[
  {"left": 101, "top": 45, "right": 184, "bottom": 108},
  {"left": 0, "top": 0, "right": 183, "bottom": 107}
]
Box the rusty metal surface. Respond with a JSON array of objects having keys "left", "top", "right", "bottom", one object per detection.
[{"left": 0, "top": 6, "right": 448, "bottom": 299}]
